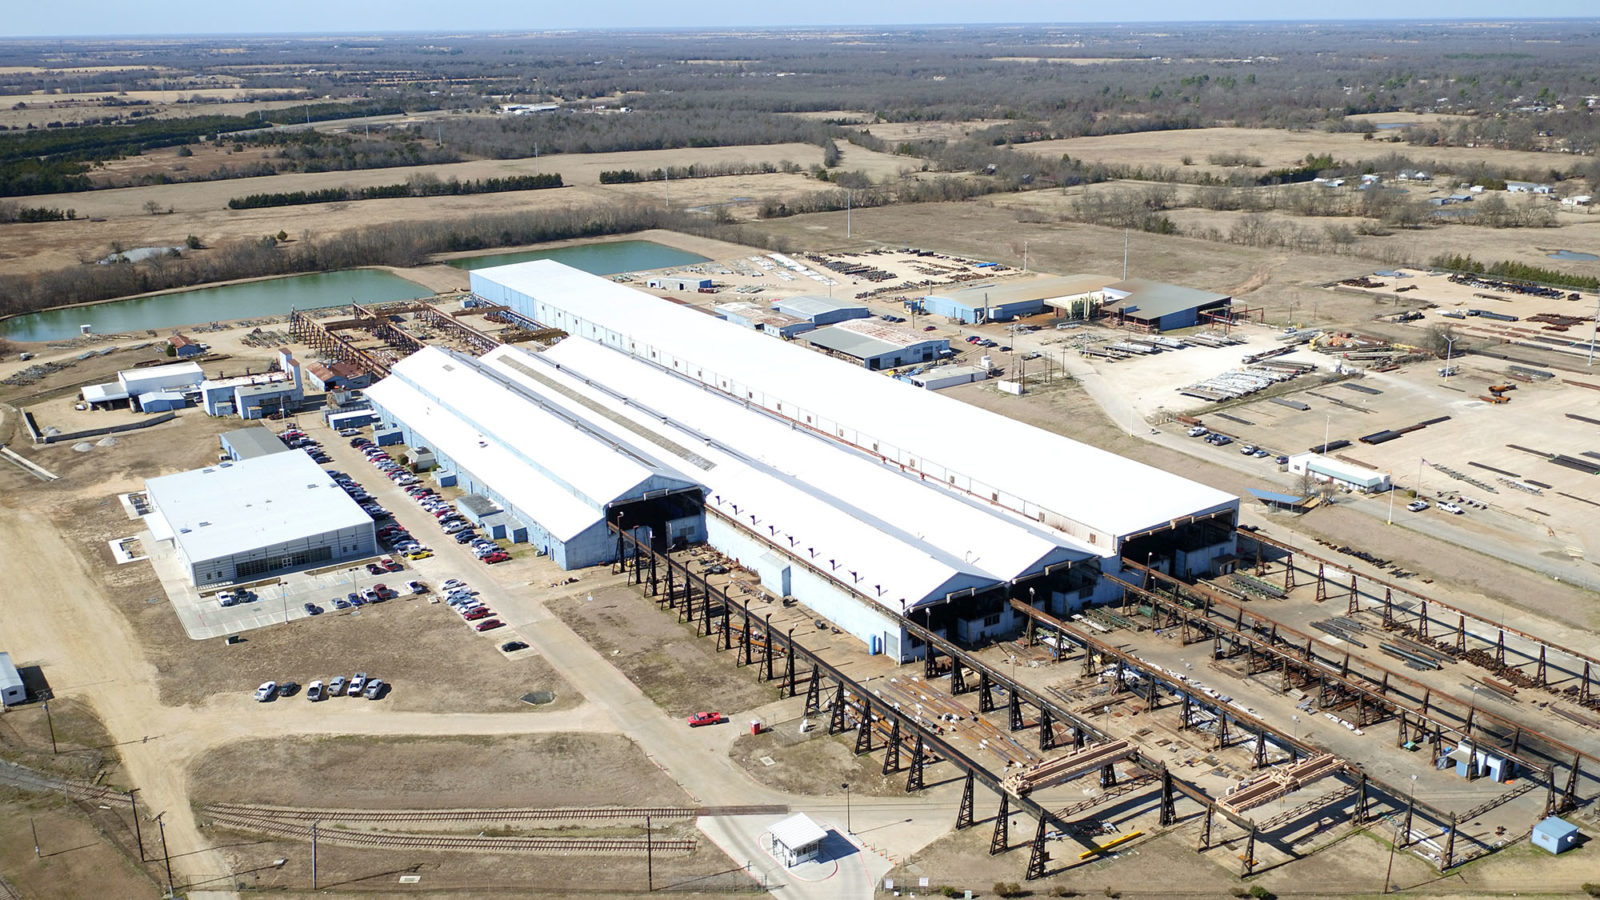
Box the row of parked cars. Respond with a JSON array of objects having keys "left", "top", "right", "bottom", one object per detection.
[
  {"left": 385, "top": 461, "right": 512, "bottom": 566},
  {"left": 253, "top": 672, "right": 387, "bottom": 702},
  {"left": 1186, "top": 426, "right": 1289, "bottom": 463},
  {"left": 280, "top": 426, "right": 331, "bottom": 465},
  {"left": 216, "top": 588, "right": 257, "bottom": 608},
  {"left": 440, "top": 579, "right": 518, "bottom": 641}
]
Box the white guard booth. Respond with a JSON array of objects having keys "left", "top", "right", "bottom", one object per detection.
[{"left": 768, "top": 813, "right": 828, "bottom": 867}]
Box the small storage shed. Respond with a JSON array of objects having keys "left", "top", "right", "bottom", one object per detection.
[
  {"left": 768, "top": 813, "right": 828, "bottom": 867},
  {"left": 1531, "top": 817, "right": 1579, "bottom": 855},
  {"left": 0, "top": 653, "right": 27, "bottom": 706}
]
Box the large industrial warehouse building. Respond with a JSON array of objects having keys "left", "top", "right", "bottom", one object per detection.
[
  {"left": 144, "top": 452, "right": 376, "bottom": 586},
  {"left": 373, "top": 260, "right": 1242, "bottom": 658}
]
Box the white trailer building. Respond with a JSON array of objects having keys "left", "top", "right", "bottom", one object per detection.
[{"left": 1287, "top": 453, "right": 1391, "bottom": 493}]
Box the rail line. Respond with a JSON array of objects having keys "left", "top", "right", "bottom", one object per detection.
[
  {"left": 207, "top": 809, "right": 696, "bottom": 854},
  {"left": 0, "top": 760, "right": 130, "bottom": 806},
  {"left": 203, "top": 802, "right": 779, "bottom": 824}
]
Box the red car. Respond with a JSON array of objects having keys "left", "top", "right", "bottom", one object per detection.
[
  {"left": 382, "top": 558, "right": 403, "bottom": 572},
  {"left": 474, "top": 619, "right": 505, "bottom": 632},
  {"left": 687, "top": 712, "right": 726, "bottom": 727},
  {"left": 463, "top": 608, "right": 493, "bottom": 621},
  {"left": 482, "top": 552, "right": 510, "bottom": 564}
]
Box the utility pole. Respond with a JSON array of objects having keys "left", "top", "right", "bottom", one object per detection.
[
  {"left": 128, "top": 789, "right": 144, "bottom": 861},
  {"left": 157, "top": 813, "right": 174, "bottom": 897},
  {"left": 31, "top": 818, "right": 39, "bottom": 858},
  {"left": 1022, "top": 240, "right": 1029, "bottom": 273},
  {"left": 645, "top": 814, "right": 653, "bottom": 892},
  {"left": 1123, "top": 229, "right": 1130, "bottom": 281},
  {"left": 664, "top": 168, "right": 670, "bottom": 211},
  {"left": 312, "top": 820, "right": 318, "bottom": 890},
  {"left": 1588, "top": 294, "right": 1599, "bottom": 366},
  {"left": 43, "top": 700, "right": 56, "bottom": 754}
]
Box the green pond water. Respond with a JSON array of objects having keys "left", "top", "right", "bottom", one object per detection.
[
  {"left": 2, "top": 269, "right": 433, "bottom": 344},
  {"left": 3, "top": 240, "right": 708, "bottom": 343}
]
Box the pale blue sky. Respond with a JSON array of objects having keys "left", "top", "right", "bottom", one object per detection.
[{"left": 4, "top": 3, "right": 1596, "bottom": 38}]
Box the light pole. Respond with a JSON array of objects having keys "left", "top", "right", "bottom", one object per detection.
[
  {"left": 1383, "top": 774, "right": 1418, "bottom": 894},
  {"left": 1443, "top": 334, "right": 1459, "bottom": 375},
  {"left": 841, "top": 782, "right": 852, "bottom": 834}
]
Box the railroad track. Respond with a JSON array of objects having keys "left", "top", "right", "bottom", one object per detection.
[
  {"left": 204, "top": 802, "right": 779, "bottom": 824},
  {"left": 0, "top": 760, "right": 129, "bottom": 806},
  {"left": 208, "top": 809, "right": 696, "bottom": 854}
]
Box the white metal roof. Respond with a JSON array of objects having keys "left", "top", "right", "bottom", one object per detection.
[
  {"left": 473, "top": 261, "right": 1238, "bottom": 545},
  {"left": 769, "top": 813, "right": 828, "bottom": 850},
  {"left": 82, "top": 382, "right": 129, "bottom": 403},
  {"left": 145, "top": 453, "right": 372, "bottom": 564},
  {"left": 369, "top": 347, "right": 698, "bottom": 541},
  {"left": 774, "top": 295, "right": 868, "bottom": 318},
  {"left": 365, "top": 375, "right": 601, "bottom": 541},
  {"left": 929, "top": 274, "right": 1114, "bottom": 306},
  {"left": 118, "top": 360, "right": 203, "bottom": 393},
  {"left": 507, "top": 340, "right": 1092, "bottom": 610}
]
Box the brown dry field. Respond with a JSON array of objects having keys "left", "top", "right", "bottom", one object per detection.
[
  {"left": 0, "top": 92, "right": 324, "bottom": 130},
  {"left": 788, "top": 112, "right": 1011, "bottom": 142},
  {"left": 0, "top": 697, "right": 121, "bottom": 784},
  {"left": 1015, "top": 127, "right": 1593, "bottom": 179},
  {"left": 1145, "top": 201, "right": 1600, "bottom": 279},
  {"left": 545, "top": 584, "right": 779, "bottom": 720},
  {"left": 92, "top": 141, "right": 279, "bottom": 185},
  {"left": 0, "top": 143, "right": 825, "bottom": 274},
  {"left": 188, "top": 733, "right": 689, "bottom": 809},
  {"left": 729, "top": 727, "right": 931, "bottom": 800},
  {"left": 0, "top": 788, "right": 159, "bottom": 899}
]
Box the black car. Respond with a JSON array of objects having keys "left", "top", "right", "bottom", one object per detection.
[
  {"left": 302, "top": 602, "right": 323, "bottom": 616},
  {"left": 501, "top": 641, "right": 529, "bottom": 652},
  {"left": 276, "top": 681, "right": 300, "bottom": 697}
]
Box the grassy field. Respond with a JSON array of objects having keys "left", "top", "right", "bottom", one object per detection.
[
  {"left": 0, "top": 143, "right": 825, "bottom": 274},
  {"left": 1016, "top": 126, "right": 1592, "bottom": 179}
]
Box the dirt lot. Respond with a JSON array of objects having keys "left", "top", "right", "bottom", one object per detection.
[
  {"left": 546, "top": 584, "right": 779, "bottom": 719},
  {"left": 188, "top": 733, "right": 687, "bottom": 809},
  {"left": 729, "top": 726, "right": 931, "bottom": 800},
  {"left": 0, "top": 697, "right": 121, "bottom": 785},
  {"left": 209, "top": 832, "right": 754, "bottom": 897},
  {"left": 0, "top": 789, "right": 157, "bottom": 899}
]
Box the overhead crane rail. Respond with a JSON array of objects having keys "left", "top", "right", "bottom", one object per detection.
[
  {"left": 1237, "top": 529, "right": 1600, "bottom": 696},
  {"left": 611, "top": 526, "right": 1242, "bottom": 879},
  {"left": 1119, "top": 559, "right": 1597, "bottom": 787}
]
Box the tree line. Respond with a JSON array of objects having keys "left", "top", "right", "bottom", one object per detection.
[
  {"left": 0, "top": 101, "right": 412, "bottom": 197},
  {"left": 598, "top": 160, "right": 795, "bottom": 184},
  {"left": 1430, "top": 254, "right": 1599, "bottom": 291},
  {"left": 225, "top": 173, "right": 563, "bottom": 209}
]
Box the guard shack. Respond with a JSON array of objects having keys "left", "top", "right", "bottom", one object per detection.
[
  {"left": 768, "top": 813, "right": 828, "bottom": 867},
  {"left": 1532, "top": 817, "right": 1580, "bottom": 855}
]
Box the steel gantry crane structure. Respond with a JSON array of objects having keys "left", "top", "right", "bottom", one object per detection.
[
  {"left": 1113, "top": 557, "right": 1594, "bottom": 821},
  {"left": 610, "top": 527, "right": 1401, "bottom": 879}
]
